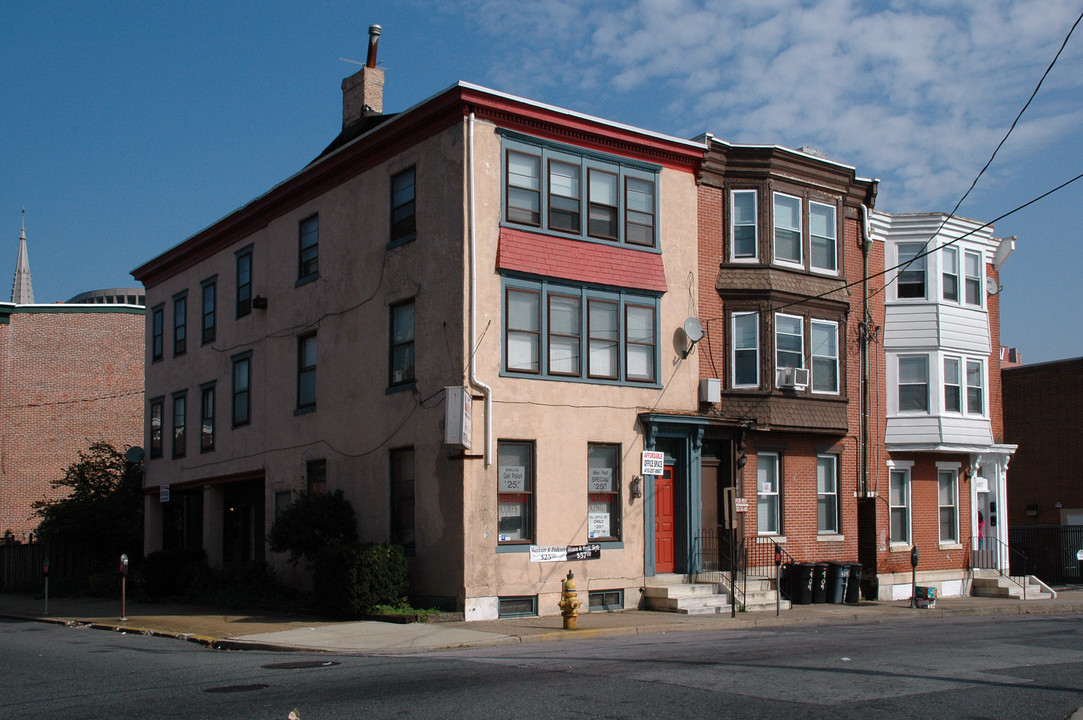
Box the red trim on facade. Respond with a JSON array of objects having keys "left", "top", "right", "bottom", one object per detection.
[{"left": 496, "top": 227, "right": 668, "bottom": 293}]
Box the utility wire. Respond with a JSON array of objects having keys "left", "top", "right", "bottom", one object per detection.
[{"left": 874, "top": 7, "right": 1083, "bottom": 300}]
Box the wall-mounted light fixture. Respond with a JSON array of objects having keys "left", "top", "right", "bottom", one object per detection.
[{"left": 630, "top": 476, "right": 643, "bottom": 499}]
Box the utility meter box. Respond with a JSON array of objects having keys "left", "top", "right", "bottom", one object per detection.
[{"left": 444, "top": 386, "right": 472, "bottom": 450}]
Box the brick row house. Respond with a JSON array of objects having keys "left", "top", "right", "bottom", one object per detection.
[
  {"left": 132, "top": 37, "right": 1024, "bottom": 616},
  {"left": 868, "top": 212, "right": 1017, "bottom": 598}
]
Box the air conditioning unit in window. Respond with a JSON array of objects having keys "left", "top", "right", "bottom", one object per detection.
[{"left": 776, "top": 367, "right": 809, "bottom": 390}]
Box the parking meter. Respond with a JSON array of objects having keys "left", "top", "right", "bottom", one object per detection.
[
  {"left": 910, "top": 545, "right": 919, "bottom": 568},
  {"left": 43, "top": 558, "right": 50, "bottom": 577},
  {"left": 119, "top": 554, "right": 129, "bottom": 576}
]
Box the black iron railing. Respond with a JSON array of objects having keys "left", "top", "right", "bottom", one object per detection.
[
  {"left": 693, "top": 529, "right": 794, "bottom": 612},
  {"left": 1009, "top": 525, "right": 1083, "bottom": 586},
  {"left": 971, "top": 535, "right": 1032, "bottom": 599}
]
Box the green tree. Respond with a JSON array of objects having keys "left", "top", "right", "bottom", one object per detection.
[
  {"left": 268, "top": 489, "right": 357, "bottom": 564},
  {"left": 33, "top": 441, "right": 144, "bottom": 560}
]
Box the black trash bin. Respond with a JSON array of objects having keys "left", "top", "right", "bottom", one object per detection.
[
  {"left": 846, "top": 562, "right": 863, "bottom": 602},
  {"left": 826, "top": 562, "right": 849, "bottom": 604},
  {"left": 791, "top": 563, "right": 814, "bottom": 605},
  {"left": 811, "top": 562, "right": 829, "bottom": 603},
  {"left": 780, "top": 562, "right": 795, "bottom": 601}
]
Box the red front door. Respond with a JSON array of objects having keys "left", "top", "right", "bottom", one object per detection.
[{"left": 655, "top": 465, "right": 675, "bottom": 573}]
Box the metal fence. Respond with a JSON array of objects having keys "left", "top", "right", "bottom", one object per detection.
[
  {"left": 1, "top": 539, "right": 102, "bottom": 593},
  {"left": 1009, "top": 525, "right": 1083, "bottom": 586}
]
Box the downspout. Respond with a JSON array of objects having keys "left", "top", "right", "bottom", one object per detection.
[
  {"left": 859, "top": 204, "right": 872, "bottom": 498},
  {"left": 467, "top": 112, "right": 493, "bottom": 466}
]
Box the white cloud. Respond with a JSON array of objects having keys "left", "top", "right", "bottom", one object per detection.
[{"left": 458, "top": 0, "right": 1083, "bottom": 211}]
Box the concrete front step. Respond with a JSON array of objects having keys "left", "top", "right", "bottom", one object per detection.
[
  {"left": 644, "top": 576, "right": 790, "bottom": 614},
  {"left": 972, "top": 575, "right": 1053, "bottom": 600}
]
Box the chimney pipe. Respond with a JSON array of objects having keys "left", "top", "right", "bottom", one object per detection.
[{"left": 366, "top": 24, "right": 381, "bottom": 68}]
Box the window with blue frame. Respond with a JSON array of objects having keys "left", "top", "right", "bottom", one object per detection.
[
  {"left": 501, "top": 132, "right": 660, "bottom": 249},
  {"left": 503, "top": 279, "right": 658, "bottom": 384}
]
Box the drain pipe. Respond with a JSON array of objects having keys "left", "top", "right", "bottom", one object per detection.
[
  {"left": 467, "top": 112, "right": 493, "bottom": 466},
  {"left": 859, "top": 204, "right": 872, "bottom": 498}
]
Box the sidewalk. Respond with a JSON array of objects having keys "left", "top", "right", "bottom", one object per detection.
[{"left": 3, "top": 589, "right": 1082, "bottom": 655}]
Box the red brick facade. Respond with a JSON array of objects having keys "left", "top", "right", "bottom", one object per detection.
[
  {"left": 1003, "top": 357, "right": 1083, "bottom": 526},
  {"left": 0, "top": 306, "right": 144, "bottom": 540}
]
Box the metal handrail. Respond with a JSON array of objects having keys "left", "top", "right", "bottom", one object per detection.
[{"left": 971, "top": 535, "right": 1031, "bottom": 599}]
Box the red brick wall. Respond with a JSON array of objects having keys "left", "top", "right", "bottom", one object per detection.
[
  {"left": 1003, "top": 357, "right": 1083, "bottom": 525},
  {"left": 0, "top": 308, "right": 144, "bottom": 540},
  {"left": 697, "top": 183, "right": 726, "bottom": 385}
]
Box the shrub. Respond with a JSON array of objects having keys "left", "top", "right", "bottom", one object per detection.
[
  {"left": 267, "top": 490, "right": 357, "bottom": 564},
  {"left": 140, "top": 549, "right": 209, "bottom": 601},
  {"left": 313, "top": 543, "right": 408, "bottom": 618}
]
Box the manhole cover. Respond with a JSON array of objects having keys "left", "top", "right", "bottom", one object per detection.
[
  {"left": 262, "top": 661, "right": 340, "bottom": 670},
  {"left": 203, "top": 684, "right": 269, "bottom": 694}
]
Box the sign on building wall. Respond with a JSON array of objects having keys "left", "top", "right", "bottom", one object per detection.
[
  {"left": 159, "top": 485, "right": 170, "bottom": 503},
  {"left": 641, "top": 451, "right": 665, "bottom": 476},
  {"left": 529, "top": 544, "right": 602, "bottom": 562}
]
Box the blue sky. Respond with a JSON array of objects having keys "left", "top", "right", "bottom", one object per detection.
[{"left": 3, "top": 0, "right": 1081, "bottom": 363}]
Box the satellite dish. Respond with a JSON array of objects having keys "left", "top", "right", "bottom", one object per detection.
[
  {"left": 125, "top": 446, "right": 145, "bottom": 464},
  {"left": 986, "top": 277, "right": 1000, "bottom": 295},
  {"left": 684, "top": 317, "right": 704, "bottom": 343}
]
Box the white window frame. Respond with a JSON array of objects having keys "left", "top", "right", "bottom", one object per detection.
[
  {"left": 757, "top": 452, "right": 781, "bottom": 536},
  {"left": 937, "top": 463, "right": 960, "bottom": 544},
  {"left": 887, "top": 462, "right": 912, "bottom": 546},
  {"left": 817, "top": 454, "right": 839, "bottom": 535},
  {"left": 731, "top": 311, "right": 760, "bottom": 388},
  {"left": 730, "top": 189, "right": 758, "bottom": 261},
  {"left": 898, "top": 355, "right": 929, "bottom": 413},
  {"left": 964, "top": 250, "right": 983, "bottom": 307},
  {"left": 810, "top": 319, "right": 839, "bottom": 394},
  {"left": 966, "top": 359, "right": 985, "bottom": 416},
  {"left": 774, "top": 313, "right": 804, "bottom": 372},
  {"left": 809, "top": 201, "right": 837, "bottom": 274},
  {"left": 896, "top": 242, "right": 926, "bottom": 300},
  {"left": 942, "top": 246, "right": 959, "bottom": 302},
  {"left": 772, "top": 192, "right": 803, "bottom": 267},
  {"left": 943, "top": 356, "right": 962, "bottom": 413}
]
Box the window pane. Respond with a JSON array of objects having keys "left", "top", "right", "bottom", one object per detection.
[
  {"left": 942, "top": 247, "right": 959, "bottom": 301},
  {"left": 625, "top": 177, "right": 655, "bottom": 246},
  {"left": 548, "top": 161, "right": 580, "bottom": 233},
  {"left": 774, "top": 194, "right": 801, "bottom": 263},
  {"left": 757, "top": 454, "right": 779, "bottom": 534},
  {"left": 548, "top": 295, "right": 580, "bottom": 375},
  {"left": 391, "top": 448, "right": 416, "bottom": 548},
  {"left": 775, "top": 314, "right": 803, "bottom": 369},
  {"left": 625, "top": 305, "right": 656, "bottom": 381},
  {"left": 507, "top": 290, "right": 540, "bottom": 372},
  {"left": 587, "top": 444, "right": 619, "bottom": 540},
  {"left": 507, "top": 152, "right": 540, "bottom": 225},
  {"left": 733, "top": 312, "right": 759, "bottom": 386},
  {"left": 967, "top": 360, "right": 984, "bottom": 414},
  {"left": 588, "top": 300, "right": 618, "bottom": 378},
  {"left": 810, "top": 202, "right": 836, "bottom": 271},
  {"left": 897, "top": 243, "right": 926, "bottom": 299},
  {"left": 965, "top": 251, "right": 982, "bottom": 305},
  {"left": 391, "top": 167, "right": 416, "bottom": 242},
  {"left": 811, "top": 320, "right": 838, "bottom": 392},
  {"left": 498, "top": 442, "right": 533, "bottom": 543},
  {"left": 588, "top": 170, "right": 618, "bottom": 239},
  {"left": 732, "top": 191, "right": 757, "bottom": 259}
]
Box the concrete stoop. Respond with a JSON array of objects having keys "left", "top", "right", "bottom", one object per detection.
[
  {"left": 971, "top": 574, "right": 1055, "bottom": 600},
  {"left": 644, "top": 574, "right": 790, "bottom": 614}
]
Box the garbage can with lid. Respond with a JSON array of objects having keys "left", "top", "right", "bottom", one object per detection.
[
  {"left": 826, "top": 562, "right": 850, "bottom": 604},
  {"left": 811, "top": 562, "right": 829, "bottom": 603},
  {"left": 780, "top": 562, "right": 795, "bottom": 601},
  {"left": 791, "top": 563, "right": 814, "bottom": 605},
  {"left": 1076, "top": 548, "right": 1083, "bottom": 583},
  {"left": 846, "top": 562, "right": 863, "bottom": 603}
]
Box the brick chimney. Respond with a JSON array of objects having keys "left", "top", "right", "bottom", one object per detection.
[{"left": 342, "top": 24, "right": 384, "bottom": 127}]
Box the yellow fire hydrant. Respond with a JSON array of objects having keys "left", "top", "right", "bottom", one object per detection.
[{"left": 558, "top": 570, "right": 581, "bottom": 630}]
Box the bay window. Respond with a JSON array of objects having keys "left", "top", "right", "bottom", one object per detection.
[
  {"left": 731, "top": 190, "right": 758, "bottom": 260},
  {"left": 898, "top": 356, "right": 929, "bottom": 412},
  {"left": 775, "top": 313, "right": 804, "bottom": 370},
  {"left": 503, "top": 133, "right": 659, "bottom": 248},
  {"left": 809, "top": 201, "right": 837, "bottom": 273},
  {"left": 966, "top": 359, "right": 984, "bottom": 415},
  {"left": 964, "top": 250, "right": 983, "bottom": 306},
  {"left": 942, "top": 246, "right": 959, "bottom": 302},
  {"left": 944, "top": 357, "right": 962, "bottom": 412},
  {"left": 896, "top": 243, "right": 926, "bottom": 299}
]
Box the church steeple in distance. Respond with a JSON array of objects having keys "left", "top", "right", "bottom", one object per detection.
[{"left": 11, "top": 208, "right": 34, "bottom": 304}]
